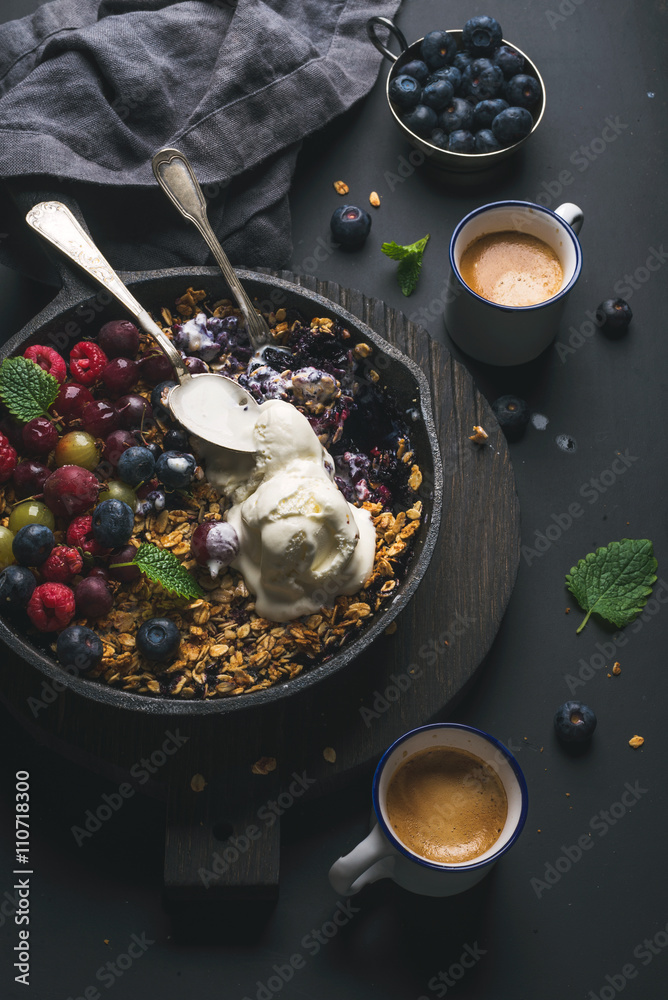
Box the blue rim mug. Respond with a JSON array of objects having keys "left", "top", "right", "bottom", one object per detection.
[
  {"left": 329, "top": 724, "right": 529, "bottom": 897},
  {"left": 444, "top": 200, "right": 584, "bottom": 365}
]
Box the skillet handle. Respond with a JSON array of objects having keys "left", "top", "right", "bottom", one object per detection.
[{"left": 366, "top": 16, "right": 409, "bottom": 63}]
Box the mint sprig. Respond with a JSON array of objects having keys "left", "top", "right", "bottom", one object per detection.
[
  {"left": 111, "top": 543, "right": 204, "bottom": 600},
  {"left": 0, "top": 356, "right": 60, "bottom": 423},
  {"left": 566, "top": 538, "right": 658, "bottom": 634},
  {"left": 381, "top": 234, "right": 430, "bottom": 296}
]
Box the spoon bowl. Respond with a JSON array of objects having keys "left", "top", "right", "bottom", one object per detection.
[{"left": 25, "top": 200, "right": 261, "bottom": 452}]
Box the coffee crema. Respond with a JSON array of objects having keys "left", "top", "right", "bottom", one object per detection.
[
  {"left": 385, "top": 746, "right": 508, "bottom": 864},
  {"left": 459, "top": 230, "right": 563, "bottom": 307}
]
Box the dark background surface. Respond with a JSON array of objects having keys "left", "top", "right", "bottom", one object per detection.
[{"left": 1, "top": 1, "right": 667, "bottom": 999}]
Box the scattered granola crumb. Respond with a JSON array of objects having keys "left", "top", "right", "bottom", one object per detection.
[
  {"left": 252, "top": 756, "right": 277, "bottom": 775},
  {"left": 103, "top": 939, "right": 109, "bottom": 945},
  {"left": 333, "top": 180, "right": 349, "bottom": 195},
  {"left": 469, "top": 425, "right": 488, "bottom": 444},
  {"left": 537, "top": 829, "right": 542, "bottom": 833},
  {"left": 565, "top": 607, "right": 571, "bottom": 614},
  {"left": 369, "top": 191, "right": 381, "bottom": 208},
  {"left": 565, "top": 792, "right": 570, "bottom": 797},
  {"left": 612, "top": 662, "right": 621, "bottom": 675},
  {"left": 323, "top": 747, "right": 337, "bottom": 763},
  {"left": 384, "top": 621, "right": 398, "bottom": 635},
  {"left": 607, "top": 673, "right": 611, "bottom": 678},
  {"left": 190, "top": 773, "right": 207, "bottom": 792},
  {"left": 629, "top": 735, "right": 644, "bottom": 749}
]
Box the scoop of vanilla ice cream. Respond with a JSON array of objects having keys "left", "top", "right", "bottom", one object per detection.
[{"left": 205, "top": 399, "right": 377, "bottom": 622}]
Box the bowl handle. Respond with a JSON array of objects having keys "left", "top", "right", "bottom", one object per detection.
[{"left": 366, "top": 16, "right": 409, "bottom": 63}]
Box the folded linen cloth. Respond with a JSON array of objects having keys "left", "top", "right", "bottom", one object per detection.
[{"left": 0, "top": 0, "right": 401, "bottom": 281}]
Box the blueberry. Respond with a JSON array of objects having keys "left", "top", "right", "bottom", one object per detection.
[
  {"left": 136, "top": 616, "right": 181, "bottom": 661},
  {"left": 474, "top": 128, "right": 502, "bottom": 153},
  {"left": 491, "top": 106, "right": 533, "bottom": 145},
  {"left": 421, "top": 79, "right": 455, "bottom": 111},
  {"left": 429, "top": 128, "right": 450, "bottom": 150},
  {"left": 12, "top": 524, "right": 54, "bottom": 567},
  {"left": 91, "top": 499, "right": 135, "bottom": 548},
  {"left": 400, "top": 59, "right": 430, "bottom": 84},
  {"left": 0, "top": 565, "right": 36, "bottom": 609},
  {"left": 150, "top": 380, "right": 177, "bottom": 421},
  {"left": 453, "top": 50, "right": 473, "bottom": 74},
  {"left": 117, "top": 446, "right": 156, "bottom": 488},
  {"left": 438, "top": 97, "right": 474, "bottom": 134},
  {"left": 491, "top": 395, "right": 530, "bottom": 440},
  {"left": 493, "top": 44, "right": 524, "bottom": 78},
  {"left": 155, "top": 450, "right": 197, "bottom": 490},
  {"left": 388, "top": 74, "right": 422, "bottom": 111},
  {"left": 596, "top": 298, "right": 632, "bottom": 338},
  {"left": 402, "top": 104, "right": 438, "bottom": 138},
  {"left": 448, "top": 129, "right": 475, "bottom": 153},
  {"left": 504, "top": 73, "right": 541, "bottom": 109},
  {"left": 56, "top": 625, "right": 103, "bottom": 673},
  {"left": 554, "top": 701, "right": 597, "bottom": 743},
  {"left": 473, "top": 98, "right": 509, "bottom": 130},
  {"left": 420, "top": 30, "right": 458, "bottom": 70},
  {"left": 163, "top": 428, "right": 190, "bottom": 451},
  {"left": 461, "top": 58, "right": 504, "bottom": 101},
  {"left": 462, "top": 16, "right": 503, "bottom": 57},
  {"left": 428, "top": 66, "right": 462, "bottom": 91},
  {"left": 330, "top": 205, "right": 372, "bottom": 248}
]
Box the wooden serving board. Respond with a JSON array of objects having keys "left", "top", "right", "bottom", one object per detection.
[{"left": 0, "top": 271, "right": 520, "bottom": 902}]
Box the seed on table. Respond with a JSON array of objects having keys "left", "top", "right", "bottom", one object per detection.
[
  {"left": 369, "top": 191, "right": 381, "bottom": 207},
  {"left": 333, "top": 180, "right": 349, "bottom": 194}
]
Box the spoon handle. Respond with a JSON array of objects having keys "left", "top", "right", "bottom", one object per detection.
[
  {"left": 151, "top": 147, "right": 271, "bottom": 348},
  {"left": 25, "top": 201, "right": 189, "bottom": 382}
]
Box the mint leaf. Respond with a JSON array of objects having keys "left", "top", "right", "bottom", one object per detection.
[
  {"left": 397, "top": 254, "right": 423, "bottom": 297},
  {"left": 132, "top": 543, "right": 204, "bottom": 599},
  {"left": 381, "top": 234, "right": 430, "bottom": 295},
  {"left": 565, "top": 539, "right": 658, "bottom": 634},
  {"left": 0, "top": 357, "right": 59, "bottom": 423},
  {"left": 381, "top": 241, "right": 411, "bottom": 261}
]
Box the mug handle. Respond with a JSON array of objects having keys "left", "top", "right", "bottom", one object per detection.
[
  {"left": 366, "top": 16, "right": 409, "bottom": 63},
  {"left": 328, "top": 824, "right": 396, "bottom": 896},
  {"left": 555, "top": 202, "right": 584, "bottom": 235}
]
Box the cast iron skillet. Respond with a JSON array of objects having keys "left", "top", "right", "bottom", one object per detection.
[{"left": 0, "top": 195, "right": 443, "bottom": 717}]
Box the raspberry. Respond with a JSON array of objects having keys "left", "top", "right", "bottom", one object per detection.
[
  {"left": 27, "top": 582, "right": 75, "bottom": 632},
  {"left": 66, "top": 515, "right": 109, "bottom": 558},
  {"left": 69, "top": 342, "right": 108, "bottom": 386},
  {"left": 0, "top": 442, "right": 17, "bottom": 484},
  {"left": 41, "top": 545, "right": 84, "bottom": 583},
  {"left": 24, "top": 345, "right": 67, "bottom": 384}
]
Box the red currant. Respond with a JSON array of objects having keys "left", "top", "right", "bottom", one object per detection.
[
  {"left": 98, "top": 320, "right": 140, "bottom": 359},
  {"left": 24, "top": 345, "right": 67, "bottom": 383},
  {"left": 101, "top": 357, "right": 139, "bottom": 395},
  {"left": 41, "top": 545, "right": 84, "bottom": 583},
  {"left": 27, "top": 582, "right": 76, "bottom": 631},
  {"left": 12, "top": 460, "right": 50, "bottom": 497},
  {"left": 22, "top": 417, "right": 58, "bottom": 456},
  {"left": 141, "top": 351, "right": 175, "bottom": 384},
  {"left": 69, "top": 342, "right": 108, "bottom": 386},
  {"left": 82, "top": 399, "right": 120, "bottom": 437},
  {"left": 102, "top": 430, "right": 135, "bottom": 467},
  {"left": 53, "top": 382, "right": 94, "bottom": 419},
  {"left": 74, "top": 576, "right": 114, "bottom": 618}
]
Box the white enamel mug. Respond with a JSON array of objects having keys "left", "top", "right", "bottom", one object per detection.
[
  {"left": 444, "top": 200, "right": 584, "bottom": 365},
  {"left": 328, "top": 724, "right": 528, "bottom": 897}
]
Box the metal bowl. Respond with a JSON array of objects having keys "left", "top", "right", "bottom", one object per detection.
[
  {"left": 367, "top": 17, "right": 546, "bottom": 173},
  {"left": 0, "top": 261, "right": 443, "bottom": 716}
]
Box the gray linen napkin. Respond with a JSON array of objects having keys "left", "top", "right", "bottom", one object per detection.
[{"left": 0, "top": 0, "right": 401, "bottom": 280}]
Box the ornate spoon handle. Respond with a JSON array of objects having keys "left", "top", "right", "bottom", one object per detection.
[
  {"left": 152, "top": 147, "right": 272, "bottom": 349},
  {"left": 25, "top": 201, "right": 189, "bottom": 381}
]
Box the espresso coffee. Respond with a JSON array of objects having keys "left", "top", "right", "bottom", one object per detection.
[
  {"left": 385, "top": 746, "right": 508, "bottom": 864},
  {"left": 459, "top": 230, "right": 563, "bottom": 307}
]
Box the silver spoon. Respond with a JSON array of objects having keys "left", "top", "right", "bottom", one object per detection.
[
  {"left": 151, "top": 147, "right": 290, "bottom": 361},
  {"left": 25, "top": 201, "right": 260, "bottom": 452}
]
